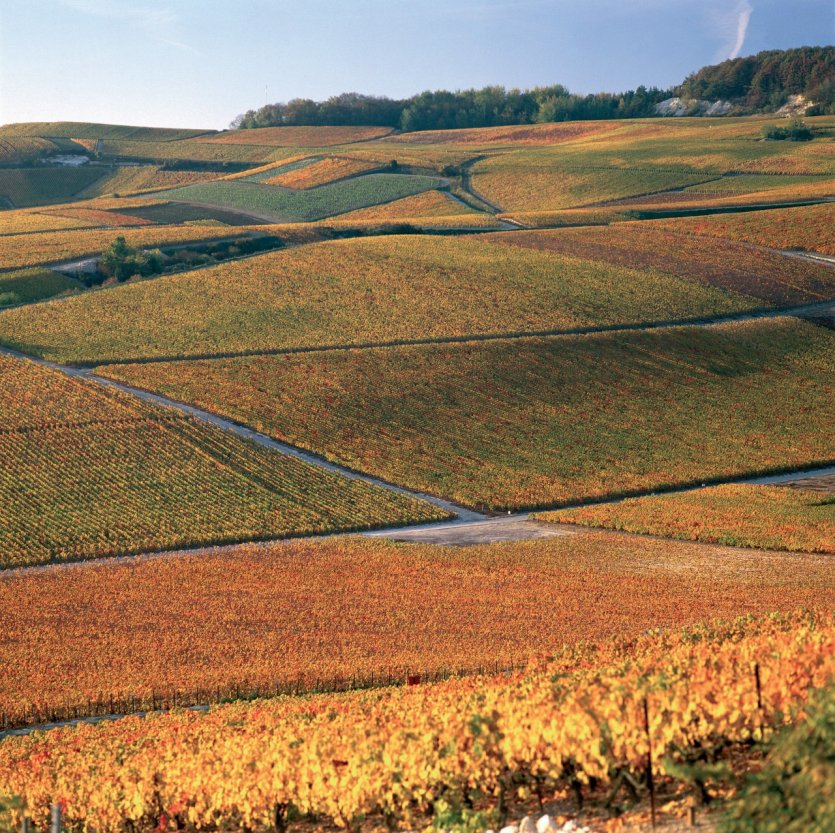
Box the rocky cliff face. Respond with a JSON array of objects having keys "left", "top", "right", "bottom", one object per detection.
[{"left": 654, "top": 97, "right": 734, "bottom": 117}]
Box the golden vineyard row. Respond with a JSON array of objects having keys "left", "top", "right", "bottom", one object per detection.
[{"left": 1, "top": 612, "right": 831, "bottom": 832}]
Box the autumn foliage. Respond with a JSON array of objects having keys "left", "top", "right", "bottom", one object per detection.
[
  {"left": 2, "top": 532, "right": 833, "bottom": 726},
  {"left": 0, "top": 612, "right": 831, "bottom": 833},
  {"left": 540, "top": 483, "right": 835, "bottom": 554}
]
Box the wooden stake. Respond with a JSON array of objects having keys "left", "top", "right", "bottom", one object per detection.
[
  {"left": 50, "top": 803, "right": 61, "bottom": 833},
  {"left": 643, "top": 697, "right": 657, "bottom": 829}
]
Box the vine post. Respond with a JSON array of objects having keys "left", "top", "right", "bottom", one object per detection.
[{"left": 642, "top": 696, "right": 657, "bottom": 829}]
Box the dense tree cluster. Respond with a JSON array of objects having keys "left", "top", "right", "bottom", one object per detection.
[
  {"left": 233, "top": 84, "right": 671, "bottom": 131},
  {"left": 232, "top": 47, "right": 834, "bottom": 131},
  {"left": 679, "top": 46, "right": 834, "bottom": 114}
]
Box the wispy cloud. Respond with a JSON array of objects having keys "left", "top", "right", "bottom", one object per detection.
[
  {"left": 711, "top": 0, "right": 753, "bottom": 62},
  {"left": 58, "top": 0, "right": 200, "bottom": 54},
  {"left": 728, "top": 0, "right": 753, "bottom": 58}
]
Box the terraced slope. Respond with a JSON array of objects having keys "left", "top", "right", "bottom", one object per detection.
[
  {"left": 100, "top": 317, "right": 835, "bottom": 510},
  {"left": 0, "top": 353, "right": 444, "bottom": 568},
  {"left": 0, "top": 234, "right": 760, "bottom": 364}
]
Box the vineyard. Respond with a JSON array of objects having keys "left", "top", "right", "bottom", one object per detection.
[
  {"left": 470, "top": 158, "right": 714, "bottom": 211},
  {"left": 0, "top": 354, "right": 444, "bottom": 568},
  {"left": 81, "top": 165, "right": 220, "bottom": 197},
  {"left": 485, "top": 224, "right": 835, "bottom": 305},
  {"left": 41, "top": 206, "right": 156, "bottom": 227},
  {"left": 1, "top": 612, "right": 831, "bottom": 833},
  {"left": 265, "top": 156, "right": 381, "bottom": 188},
  {"left": 0, "top": 167, "right": 106, "bottom": 208},
  {"left": 157, "top": 174, "right": 447, "bottom": 222},
  {"left": 0, "top": 136, "right": 56, "bottom": 164},
  {"left": 0, "top": 223, "right": 250, "bottom": 269},
  {"left": 0, "top": 108, "right": 833, "bottom": 832},
  {"left": 0, "top": 208, "right": 94, "bottom": 235},
  {"left": 331, "top": 189, "right": 486, "bottom": 220},
  {"left": 649, "top": 202, "right": 835, "bottom": 255},
  {"left": 101, "top": 317, "right": 835, "bottom": 509},
  {"left": 0, "top": 122, "right": 212, "bottom": 141},
  {"left": 540, "top": 484, "right": 835, "bottom": 553},
  {"left": 4, "top": 531, "right": 832, "bottom": 725},
  {"left": 0, "top": 268, "right": 79, "bottom": 307},
  {"left": 200, "top": 125, "right": 393, "bottom": 146},
  {"left": 0, "top": 234, "right": 758, "bottom": 364}
]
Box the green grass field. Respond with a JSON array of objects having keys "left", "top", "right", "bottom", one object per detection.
[
  {"left": 0, "top": 234, "right": 761, "bottom": 364},
  {"left": 99, "top": 317, "right": 835, "bottom": 510},
  {"left": 0, "top": 353, "right": 446, "bottom": 568}
]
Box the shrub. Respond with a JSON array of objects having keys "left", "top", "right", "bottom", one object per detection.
[
  {"left": 720, "top": 686, "right": 835, "bottom": 833},
  {"left": 100, "top": 236, "right": 164, "bottom": 281},
  {"left": 760, "top": 118, "right": 813, "bottom": 141}
]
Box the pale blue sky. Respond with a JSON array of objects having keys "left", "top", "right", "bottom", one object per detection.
[{"left": 1, "top": 0, "right": 831, "bottom": 129}]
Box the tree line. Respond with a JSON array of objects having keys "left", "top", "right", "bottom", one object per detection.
[
  {"left": 232, "top": 85, "right": 672, "bottom": 132},
  {"left": 232, "top": 46, "right": 834, "bottom": 132}
]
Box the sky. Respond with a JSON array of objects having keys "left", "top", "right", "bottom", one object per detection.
[{"left": 0, "top": 0, "right": 832, "bottom": 129}]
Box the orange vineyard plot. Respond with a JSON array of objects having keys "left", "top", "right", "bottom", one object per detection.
[
  {"left": 484, "top": 224, "right": 835, "bottom": 305},
  {"left": 265, "top": 156, "right": 381, "bottom": 188},
  {"left": 322, "top": 191, "right": 498, "bottom": 227},
  {"left": 101, "top": 318, "right": 835, "bottom": 510},
  {"left": 1, "top": 612, "right": 832, "bottom": 833},
  {"left": 1, "top": 533, "right": 832, "bottom": 725},
  {"left": 41, "top": 207, "right": 156, "bottom": 227},
  {"left": 540, "top": 484, "right": 835, "bottom": 554},
  {"left": 648, "top": 202, "right": 835, "bottom": 256}
]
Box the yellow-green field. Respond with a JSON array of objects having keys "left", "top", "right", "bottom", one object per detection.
[
  {"left": 99, "top": 317, "right": 835, "bottom": 510},
  {"left": 0, "top": 352, "right": 445, "bottom": 568},
  {"left": 0, "top": 233, "right": 762, "bottom": 364}
]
